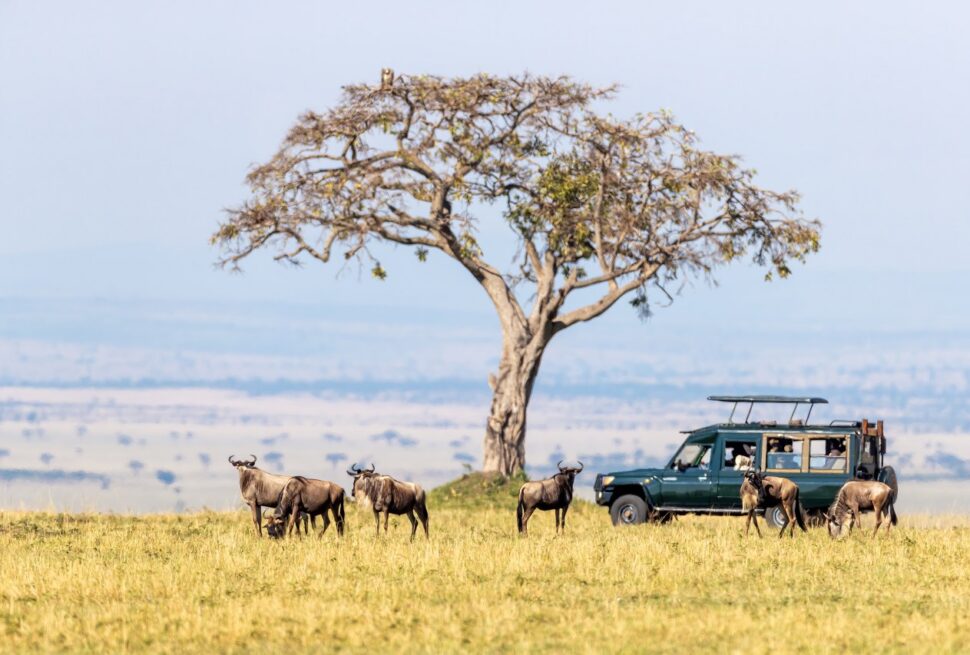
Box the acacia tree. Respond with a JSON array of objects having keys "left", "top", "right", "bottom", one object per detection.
[{"left": 213, "top": 73, "right": 820, "bottom": 476}]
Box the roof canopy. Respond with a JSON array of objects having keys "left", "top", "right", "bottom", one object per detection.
[{"left": 707, "top": 395, "right": 828, "bottom": 405}]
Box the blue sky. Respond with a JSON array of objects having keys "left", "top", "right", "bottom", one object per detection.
[
  {"left": 1, "top": 1, "right": 968, "bottom": 357},
  {"left": 3, "top": 2, "right": 970, "bottom": 511}
]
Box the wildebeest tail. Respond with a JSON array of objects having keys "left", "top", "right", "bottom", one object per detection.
[
  {"left": 516, "top": 488, "right": 525, "bottom": 533},
  {"left": 889, "top": 499, "right": 898, "bottom": 526},
  {"left": 794, "top": 488, "right": 807, "bottom": 532},
  {"left": 336, "top": 488, "right": 346, "bottom": 522}
]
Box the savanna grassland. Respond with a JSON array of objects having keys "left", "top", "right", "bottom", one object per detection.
[{"left": 1, "top": 484, "right": 969, "bottom": 654}]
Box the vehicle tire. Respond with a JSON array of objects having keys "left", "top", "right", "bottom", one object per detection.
[
  {"left": 763, "top": 506, "right": 789, "bottom": 530},
  {"left": 610, "top": 495, "right": 648, "bottom": 526}
]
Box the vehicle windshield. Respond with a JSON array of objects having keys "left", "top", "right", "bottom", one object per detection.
[{"left": 669, "top": 444, "right": 712, "bottom": 471}]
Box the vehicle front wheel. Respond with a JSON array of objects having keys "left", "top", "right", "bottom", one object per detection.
[
  {"left": 764, "top": 506, "right": 790, "bottom": 529},
  {"left": 610, "top": 495, "right": 648, "bottom": 526}
]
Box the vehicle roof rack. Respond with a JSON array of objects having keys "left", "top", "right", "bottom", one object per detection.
[{"left": 708, "top": 395, "right": 829, "bottom": 424}]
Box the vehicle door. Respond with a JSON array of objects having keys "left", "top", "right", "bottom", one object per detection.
[
  {"left": 660, "top": 441, "right": 716, "bottom": 507},
  {"left": 802, "top": 434, "right": 851, "bottom": 507},
  {"left": 714, "top": 434, "right": 759, "bottom": 508}
]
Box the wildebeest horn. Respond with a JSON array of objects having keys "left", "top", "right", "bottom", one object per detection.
[
  {"left": 366, "top": 462, "right": 375, "bottom": 472},
  {"left": 347, "top": 462, "right": 361, "bottom": 476},
  {"left": 557, "top": 460, "right": 565, "bottom": 471},
  {"left": 576, "top": 461, "right": 584, "bottom": 472},
  {"left": 246, "top": 454, "right": 257, "bottom": 465},
  {"left": 228, "top": 455, "right": 238, "bottom": 465}
]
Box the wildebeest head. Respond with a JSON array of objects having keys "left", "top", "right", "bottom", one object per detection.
[
  {"left": 823, "top": 509, "right": 844, "bottom": 539},
  {"left": 346, "top": 462, "right": 377, "bottom": 500},
  {"left": 743, "top": 469, "right": 767, "bottom": 505},
  {"left": 228, "top": 454, "right": 257, "bottom": 469},
  {"left": 264, "top": 514, "right": 286, "bottom": 539},
  {"left": 556, "top": 460, "right": 584, "bottom": 482}
]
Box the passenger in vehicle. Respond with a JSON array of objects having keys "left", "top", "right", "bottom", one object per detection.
[{"left": 826, "top": 443, "right": 845, "bottom": 470}]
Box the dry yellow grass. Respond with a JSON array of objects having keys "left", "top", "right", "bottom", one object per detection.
[{"left": 1, "top": 503, "right": 969, "bottom": 654}]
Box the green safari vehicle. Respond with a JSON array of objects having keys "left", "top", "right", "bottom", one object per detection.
[{"left": 592, "top": 395, "right": 898, "bottom": 527}]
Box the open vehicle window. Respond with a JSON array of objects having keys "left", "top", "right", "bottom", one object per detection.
[
  {"left": 670, "top": 444, "right": 712, "bottom": 471},
  {"left": 809, "top": 436, "right": 847, "bottom": 472},
  {"left": 722, "top": 440, "right": 756, "bottom": 470},
  {"left": 765, "top": 435, "right": 802, "bottom": 471}
]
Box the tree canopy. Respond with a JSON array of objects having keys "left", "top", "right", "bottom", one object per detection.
[{"left": 213, "top": 72, "right": 821, "bottom": 474}]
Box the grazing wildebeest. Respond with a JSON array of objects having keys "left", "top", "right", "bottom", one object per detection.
[
  {"left": 228, "top": 454, "right": 307, "bottom": 537},
  {"left": 275, "top": 475, "right": 346, "bottom": 538},
  {"left": 516, "top": 461, "right": 583, "bottom": 536},
  {"left": 740, "top": 469, "right": 807, "bottom": 538},
  {"left": 346, "top": 463, "right": 429, "bottom": 541},
  {"left": 825, "top": 479, "right": 897, "bottom": 538}
]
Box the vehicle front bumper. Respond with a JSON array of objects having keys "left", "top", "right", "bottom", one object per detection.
[
  {"left": 595, "top": 489, "right": 613, "bottom": 505},
  {"left": 592, "top": 473, "right": 613, "bottom": 505}
]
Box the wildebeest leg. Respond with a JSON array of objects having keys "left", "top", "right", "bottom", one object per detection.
[
  {"left": 561, "top": 505, "right": 569, "bottom": 533},
  {"left": 847, "top": 508, "right": 857, "bottom": 535},
  {"left": 872, "top": 499, "right": 884, "bottom": 537},
  {"left": 287, "top": 506, "right": 303, "bottom": 538},
  {"left": 786, "top": 501, "right": 798, "bottom": 538},
  {"left": 302, "top": 513, "right": 309, "bottom": 535},
  {"left": 373, "top": 510, "right": 381, "bottom": 538},
  {"left": 407, "top": 509, "right": 418, "bottom": 542},
  {"left": 320, "top": 512, "right": 331, "bottom": 538},
  {"left": 520, "top": 506, "right": 536, "bottom": 537},
  {"left": 777, "top": 505, "right": 790, "bottom": 539},
  {"left": 383, "top": 510, "right": 390, "bottom": 534},
  {"left": 415, "top": 503, "right": 429, "bottom": 539},
  {"left": 555, "top": 508, "right": 560, "bottom": 534},
  {"left": 744, "top": 510, "right": 753, "bottom": 536},
  {"left": 251, "top": 503, "right": 262, "bottom": 537}
]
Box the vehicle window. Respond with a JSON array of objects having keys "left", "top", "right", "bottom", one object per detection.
[
  {"left": 722, "top": 440, "right": 756, "bottom": 470},
  {"left": 765, "top": 436, "right": 802, "bottom": 471},
  {"left": 670, "top": 444, "right": 712, "bottom": 471},
  {"left": 809, "top": 436, "right": 847, "bottom": 472}
]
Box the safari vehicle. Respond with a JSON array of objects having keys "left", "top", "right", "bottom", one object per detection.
[{"left": 592, "top": 395, "right": 898, "bottom": 527}]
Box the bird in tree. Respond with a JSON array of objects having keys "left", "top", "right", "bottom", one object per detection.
[
  {"left": 380, "top": 67, "right": 394, "bottom": 90},
  {"left": 212, "top": 72, "right": 821, "bottom": 476}
]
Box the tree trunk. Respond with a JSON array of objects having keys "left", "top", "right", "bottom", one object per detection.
[{"left": 482, "top": 327, "right": 550, "bottom": 476}]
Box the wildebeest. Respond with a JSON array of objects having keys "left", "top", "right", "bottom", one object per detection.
[
  {"left": 516, "top": 461, "right": 583, "bottom": 536},
  {"left": 346, "top": 463, "right": 429, "bottom": 541},
  {"left": 825, "top": 479, "right": 897, "bottom": 538},
  {"left": 275, "top": 475, "right": 346, "bottom": 538},
  {"left": 740, "top": 469, "right": 807, "bottom": 538},
  {"left": 228, "top": 454, "right": 307, "bottom": 537}
]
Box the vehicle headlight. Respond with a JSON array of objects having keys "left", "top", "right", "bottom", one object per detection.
[
  {"left": 643, "top": 476, "right": 654, "bottom": 484},
  {"left": 601, "top": 475, "right": 615, "bottom": 487}
]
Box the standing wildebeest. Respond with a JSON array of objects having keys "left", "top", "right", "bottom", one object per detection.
[
  {"left": 516, "top": 461, "right": 583, "bottom": 536},
  {"left": 825, "top": 479, "right": 897, "bottom": 538},
  {"left": 275, "top": 475, "right": 346, "bottom": 538},
  {"left": 229, "top": 454, "right": 307, "bottom": 537},
  {"left": 740, "top": 469, "right": 807, "bottom": 538},
  {"left": 346, "top": 463, "right": 429, "bottom": 541}
]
